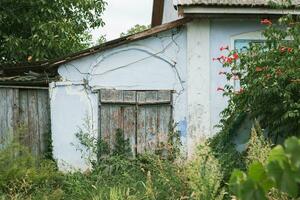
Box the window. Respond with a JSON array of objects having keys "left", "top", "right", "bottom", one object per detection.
[
  {"left": 233, "top": 37, "right": 265, "bottom": 92},
  {"left": 99, "top": 90, "right": 173, "bottom": 156},
  {"left": 234, "top": 39, "right": 264, "bottom": 52}
]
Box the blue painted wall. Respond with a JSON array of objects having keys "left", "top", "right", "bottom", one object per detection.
[{"left": 210, "top": 19, "right": 265, "bottom": 134}]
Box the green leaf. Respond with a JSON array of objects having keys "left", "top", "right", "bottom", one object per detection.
[
  {"left": 248, "top": 162, "right": 274, "bottom": 192},
  {"left": 268, "top": 146, "right": 288, "bottom": 166},
  {"left": 284, "top": 137, "right": 300, "bottom": 168},
  {"left": 267, "top": 161, "right": 299, "bottom": 197},
  {"left": 248, "top": 162, "right": 265, "bottom": 182},
  {"left": 229, "top": 169, "right": 247, "bottom": 196},
  {"left": 240, "top": 179, "right": 267, "bottom": 200}
]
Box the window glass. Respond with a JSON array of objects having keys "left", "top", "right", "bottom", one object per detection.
[
  {"left": 234, "top": 39, "right": 264, "bottom": 52},
  {"left": 233, "top": 39, "right": 264, "bottom": 92}
]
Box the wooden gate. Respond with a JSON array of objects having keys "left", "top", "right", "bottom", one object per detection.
[
  {"left": 99, "top": 90, "right": 173, "bottom": 156},
  {"left": 0, "top": 86, "right": 51, "bottom": 157}
]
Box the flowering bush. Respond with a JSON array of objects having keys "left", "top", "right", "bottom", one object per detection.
[{"left": 214, "top": 15, "right": 300, "bottom": 139}]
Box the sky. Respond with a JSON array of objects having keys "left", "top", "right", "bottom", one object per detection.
[{"left": 91, "top": 0, "right": 153, "bottom": 43}]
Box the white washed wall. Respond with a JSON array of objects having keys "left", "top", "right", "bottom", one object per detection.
[
  {"left": 162, "top": 0, "right": 180, "bottom": 23},
  {"left": 50, "top": 18, "right": 267, "bottom": 170},
  {"left": 50, "top": 28, "right": 188, "bottom": 170},
  {"left": 209, "top": 19, "right": 264, "bottom": 134},
  {"left": 184, "top": 18, "right": 265, "bottom": 157}
]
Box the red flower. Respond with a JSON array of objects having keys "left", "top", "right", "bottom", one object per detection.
[
  {"left": 280, "top": 47, "right": 287, "bottom": 52},
  {"left": 213, "top": 55, "right": 226, "bottom": 62},
  {"left": 220, "top": 45, "right": 229, "bottom": 51},
  {"left": 232, "top": 53, "right": 239, "bottom": 60},
  {"left": 280, "top": 46, "right": 293, "bottom": 53},
  {"left": 219, "top": 55, "right": 226, "bottom": 60},
  {"left": 261, "top": 19, "right": 272, "bottom": 25},
  {"left": 225, "top": 57, "right": 233, "bottom": 64},
  {"left": 217, "top": 87, "right": 225, "bottom": 92}
]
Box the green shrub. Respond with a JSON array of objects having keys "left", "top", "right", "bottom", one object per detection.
[
  {"left": 63, "top": 125, "right": 190, "bottom": 200},
  {"left": 185, "top": 142, "right": 226, "bottom": 200},
  {"left": 0, "top": 142, "right": 63, "bottom": 199},
  {"left": 230, "top": 137, "right": 300, "bottom": 200}
]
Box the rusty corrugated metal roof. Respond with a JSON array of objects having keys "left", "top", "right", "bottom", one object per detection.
[{"left": 176, "top": 0, "right": 300, "bottom": 6}]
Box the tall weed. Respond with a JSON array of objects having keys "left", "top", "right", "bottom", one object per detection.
[{"left": 185, "top": 143, "right": 226, "bottom": 200}]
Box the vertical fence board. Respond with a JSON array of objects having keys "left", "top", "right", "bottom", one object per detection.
[
  {"left": 100, "top": 105, "right": 111, "bottom": 148},
  {"left": 144, "top": 105, "right": 158, "bottom": 152},
  {"left": 37, "top": 90, "right": 50, "bottom": 155},
  {"left": 109, "top": 105, "right": 123, "bottom": 150},
  {"left": 19, "top": 90, "right": 29, "bottom": 134},
  {"left": 12, "top": 89, "right": 20, "bottom": 136},
  {"left": 123, "top": 106, "right": 136, "bottom": 156},
  {"left": 0, "top": 87, "right": 50, "bottom": 157},
  {"left": 158, "top": 105, "right": 171, "bottom": 144},
  {"left": 28, "top": 90, "right": 39, "bottom": 156},
  {"left": 136, "top": 106, "right": 146, "bottom": 154},
  {"left": 0, "top": 89, "right": 8, "bottom": 146},
  {"left": 6, "top": 89, "right": 14, "bottom": 136}
]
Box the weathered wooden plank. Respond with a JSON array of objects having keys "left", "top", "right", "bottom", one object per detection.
[
  {"left": 100, "top": 90, "right": 123, "bottom": 102},
  {"left": 123, "top": 91, "right": 136, "bottom": 103},
  {"left": 100, "top": 105, "right": 111, "bottom": 151},
  {"left": 157, "top": 90, "right": 172, "bottom": 102},
  {"left": 99, "top": 89, "right": 173, "bottom": 155},
  {"left": 123, "top": 106, "right": 136, "bottom": 156},
  {"left": 137, "top": 106, "right": 146, "bottom": 154},
  {"left": 145, "top": 91, "right": 158, "bottom": 102},
  {"left": 27, "top": 90, "right": 39, "bottom": 156},
  {"left": 137, "top": 91, "right": 146, "bottom": 103},
  {"left": 157, "top": 105, "right": 172, "bottom": 145},
  {"left": 0, "top": 89, "right": 8, "bottom": 146},
  {"left": 6, "top": 89, "right": 14, "bottom": 136},
  {"left": 137, "top": 91, "right": 171, "bottom": 104},
  {"left": 19, "top": 90, "right": 29, "bottom": 145},
  {"left": 109, "top": 105, "right": 124, "bottom": 151},
  {"left": 12, "top": 89, "right": 20, "bottom": 137},
  {"left": 37, "top": 90, "right": 50, "bottom": 155},
  {"left": 144, "top": 105, "right": 158, "bottom": 153},
  {"left": 0, "top": 87, "right": 50, "bottom": 157}
]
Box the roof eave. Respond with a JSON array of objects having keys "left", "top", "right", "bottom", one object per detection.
[
  {"left": 0, "top": 18, "right": 192, "bottom": 78},
  {"left": 180, "top": 6, "right": 300, "bottom": 15}
]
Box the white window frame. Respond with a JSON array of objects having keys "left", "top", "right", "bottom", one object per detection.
[
  {"left": 230, "top": 31, "right": 265, "bottom": 92},
  {"left": 230, "top": 30, "right": 265, "bottom": 50}
]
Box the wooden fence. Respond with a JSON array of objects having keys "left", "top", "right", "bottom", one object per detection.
[{"left": 0, "top": 86, "right": 51, "bottom": 157}]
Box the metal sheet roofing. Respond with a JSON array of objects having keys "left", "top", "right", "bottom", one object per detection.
[{"left": 177, "top": 0, "right": 300, "bottom": 7}]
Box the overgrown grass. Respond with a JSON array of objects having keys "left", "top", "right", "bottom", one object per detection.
[
  {"left": 0, "top": 123, "right": 274, "bottom": 200},
  {"left": 0, "top": 143, "right": 226, "bottom": 199},
  {"left": 0, "top": 126, "right": 226, "bottom": 200}
]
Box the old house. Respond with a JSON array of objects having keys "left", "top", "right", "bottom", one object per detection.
[{"left": 1, "top": 0, "right": 300, "bottom": 170}]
